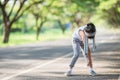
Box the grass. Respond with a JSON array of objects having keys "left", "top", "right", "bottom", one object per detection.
[
  {"left": 0, "top": 29, "right": 72, "bottom": 47},
  {"left": 1, "top": 24, "right": 120, "bottom": 47}
]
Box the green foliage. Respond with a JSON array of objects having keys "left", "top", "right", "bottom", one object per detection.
[
  {"left": 1, "top": 0, "right": 120, "bottom": 45},
  {"left": 71, "top": 0, "right": 100, "bottom": 13},
  {"left": 98, "top": 0, "right": 117, "bottom": 10},
  {"left": 97, "top": 0, "right": 120, "bottom": 27}
]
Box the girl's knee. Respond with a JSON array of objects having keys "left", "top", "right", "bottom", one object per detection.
[{"left": 73, "top": 53, "right": 79, "bottom": 58}]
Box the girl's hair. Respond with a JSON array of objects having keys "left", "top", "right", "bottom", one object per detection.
[{"left": 84, "top": 23, "right": 96, "bottom": 39}]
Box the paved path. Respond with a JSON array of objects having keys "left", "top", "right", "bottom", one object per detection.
[{"left": 0, "top": 29, "right": 120, "bottom": 80}]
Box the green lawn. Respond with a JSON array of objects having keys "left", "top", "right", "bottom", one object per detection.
[
  {"left": 1, "top": 26, "right": 119, "bottom": 47},
  {"left": 0, "top": 29, "right": 72, "bottom": 47}
]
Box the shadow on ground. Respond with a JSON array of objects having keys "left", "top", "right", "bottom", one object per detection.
[
  {"left": 12, "top": 74, "right": 119, "bottom": 80},
  {"left": 0, "top": 45, "right": 72, "bottom": 60}
]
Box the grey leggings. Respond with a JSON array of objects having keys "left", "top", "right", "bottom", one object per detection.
[{"left": 69, "top": 38, "right": 84, "bottom": 68}]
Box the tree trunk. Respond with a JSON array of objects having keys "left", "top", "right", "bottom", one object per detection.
[
  {"left": 3, "top": 25, "right": 11, "bottom": 43},
  {"left": 57, "top": 20, "right": 65, "bottom": 34},
  {"left": 36, "top": 21, "right": 44, "bottom": 40},
  {"left": 36, "top": 27, "right": 40, "bottom": 40},
  {"left": 35, "top": 18, "right": 39, "bottom": 40}
]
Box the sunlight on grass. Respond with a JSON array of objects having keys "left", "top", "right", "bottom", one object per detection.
[{"left": 0, "top": 29, "right": 72, "bottom": 47}]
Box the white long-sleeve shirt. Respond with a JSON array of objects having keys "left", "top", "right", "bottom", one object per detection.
[
  {"left": 72, "top": 25, "right": 88, "bottom": 54},
  {"left": 72, "top": 25, "right": 86, "bottom": 41},
  {"left": 72, "top": 25, "right": 96, "bottom": 53}
]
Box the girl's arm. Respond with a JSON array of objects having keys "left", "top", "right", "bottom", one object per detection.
[
  {"left": 79, "top": 31, "right": 84, "bottom": 48},
  {"left": 79, "top": 31, "right": 93, "bottom": 68},
  {"left": 79, "top": 31, "right": 85, "bottom": 42}
]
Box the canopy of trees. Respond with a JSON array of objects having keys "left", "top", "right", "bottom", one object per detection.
[{"left": 0, "top": 0, "right": 120, "bottom": 43}]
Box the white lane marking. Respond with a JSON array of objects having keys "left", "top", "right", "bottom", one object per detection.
[
  {"left": 2, "top": 35, "right": 118, "bottom": 80},
  {"left": 1, "top": 52, "right": 72, "bottom": 80}
]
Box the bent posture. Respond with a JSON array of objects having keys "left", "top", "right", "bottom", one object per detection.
[{"left": 65, "top": 23, "right": 96, "bottom": 76}]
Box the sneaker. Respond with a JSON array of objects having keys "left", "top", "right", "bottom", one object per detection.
[
  {"left": 65, "top": 70, "right": 72, "bottom": 76},
  {"left": 89, "top": 70, "right": 96, "bottom": 76}
]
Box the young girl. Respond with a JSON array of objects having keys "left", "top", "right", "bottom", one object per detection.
[{"left": 65, "top": 23, "right": 96, "bottom": 76}]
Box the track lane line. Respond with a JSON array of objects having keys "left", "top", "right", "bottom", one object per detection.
[
  {"left": 2, "top": 35, "right": 118, "bottom": 80},
  {"left": 1, "top": 52, "right": 72, "bottom": 80}
]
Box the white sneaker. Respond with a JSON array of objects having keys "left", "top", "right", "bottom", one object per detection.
[
  {"left": 89, "top": 70, "right": 96, "bottom": 76},
  {"left": 65, "top": 70, "right": 72, "bottom": 76}
]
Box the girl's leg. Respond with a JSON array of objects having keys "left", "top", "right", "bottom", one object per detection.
[
  {"left": 87, "top": 47, "right": 96, "bottom": 76},
  {"left": 69, "top": 41, "right": 81, "bottom": 68},
  {"left": 65, "top": 41, "right": 81, "bottom": 76},
  {"left": 87, "top": 48, "right": 93, "bottom": 68}
]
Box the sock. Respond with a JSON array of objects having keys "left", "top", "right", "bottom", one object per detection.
[
  {"left": 69, "top": 68, "right": 72, "bottom": 71},
  {"left": 89, "top": 67, "right": 94, "bottom": 71},
  {"left": 68, "top": 67, "right": 73, "bottom": 72}
]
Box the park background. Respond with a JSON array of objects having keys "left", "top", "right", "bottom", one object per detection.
[{"left": 0, "top": 0, "right": 120, "bottom": 47}]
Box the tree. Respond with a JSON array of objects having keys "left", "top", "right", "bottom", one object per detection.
[
  {"left": 30, "top": 0, "right": 54, "bottom": 40},
  {"left": 0, "top": 0, "right": 43, "bottom": 43},
  {"left": 49, "top": 0, "right": 74, "bottom": 34},
  {"left": 71, "top": 0, "right": 100, "bottom": 25},
  {"left": 31, "top": 0, "right": 70, "bottom": 38},
  {"left": 98, "top": 0, "right": 120, "bottom": 27}
]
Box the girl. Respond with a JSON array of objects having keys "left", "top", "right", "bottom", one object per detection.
[{"left": 65, "top": 23, "right": 96, "bottom": 76}]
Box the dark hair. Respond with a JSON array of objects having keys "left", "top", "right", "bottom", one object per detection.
[
  {"left": 85, "top": 23, "right": 96, "bottom": 33},
  {"left": 87, "top": 36, "right": 95, "bottom": 39},
  {"left": 85, "top": 23, "right": 96, "bottom": 39}
]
